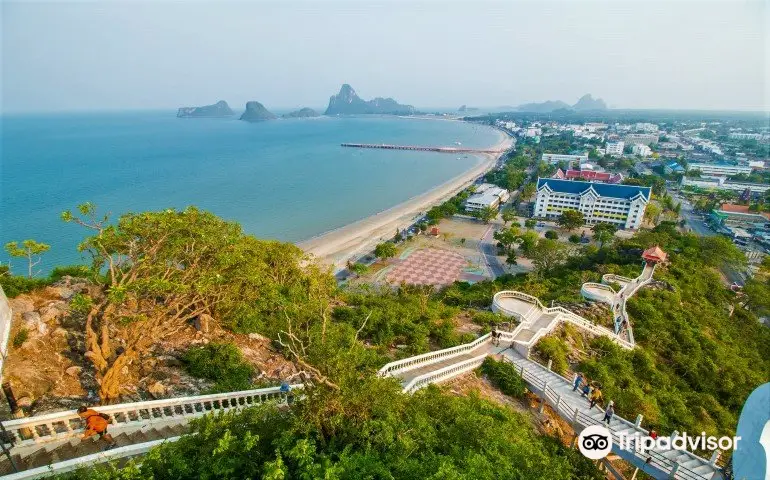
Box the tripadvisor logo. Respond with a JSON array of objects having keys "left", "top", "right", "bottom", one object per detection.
[
  {"left": 577, "top": 424, "right": 742, "bottom": 462},
  {"left": 578, "top": 425, "right": 613, "bottom": 460}
]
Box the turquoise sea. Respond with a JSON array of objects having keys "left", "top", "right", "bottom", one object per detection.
[{"left": 1, "top": 112, "right": 500, "bottom": 272}]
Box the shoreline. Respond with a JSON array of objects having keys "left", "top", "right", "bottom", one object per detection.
[{"left": 299, "top": 126, "right": 514, "bottom": 270}]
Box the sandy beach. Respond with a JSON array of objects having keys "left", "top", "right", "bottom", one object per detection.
[{"left": 299, "top": 128, "right": 514, "bottom": 270}]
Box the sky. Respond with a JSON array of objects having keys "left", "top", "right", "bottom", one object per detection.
[{"left": 2, "top": 0, "right": 768, "bottom": 113}]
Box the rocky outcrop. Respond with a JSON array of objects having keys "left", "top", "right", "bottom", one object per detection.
[
  {"left": 324, "top": 84, "right": 415, "bottom": 115},
  {"left": 239, "top": 101, "right": 277, "bottom": 122},
  {"left": 177, "top": 100, "right": 234, "bottom": 118},
  {"left": 517, "top": 100, "right": 571, "bottom": 113},
  {"left": 282, "top": 107, "right": 320, "bottom": 118},
  {"left": 517, "top": 94, "right": 608, "bottom": 113},
  {"left": 572, "top": 94, "right": 607, "bottom": 111}
]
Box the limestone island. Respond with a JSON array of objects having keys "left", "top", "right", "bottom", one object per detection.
[
  {"left": 176, "top": 100, "right": 234, "bottom": 118},
  {"left": 324, "top": 84, "right": 415, "bottom": 115},
  {"left": 239, "top": 101, "right": 277, "bottom": 122},
  {"left": 282, "top": 107, "right": 320, "bottom": 118}
]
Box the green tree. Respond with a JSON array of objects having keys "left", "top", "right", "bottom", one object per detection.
[
  {"left": 568, "top": 234, "right": 581, "bottom": 244},
  {"left": 524, "top": 238, "right": 569, "bottom": 274},
  {"left": 474, "top": 206, "right": 498, "bottom": 224},
  {"left": 556, "top": 209, "right": 584, "bottom": 231},
  {"left": 501, "top": 208, "right": 516, "bottom": 226},
  {"left": 374, "top": 242, "right": 398, "bottom": 259},
  {"left": 62, "top": 204, "right": 334, "bottom": 401},
  {"left": 521, "top": 182, "right": 537, "bottom": 201},
  {"left": 544, "top": 230, "right": 558, "bottom": 240},
  {"left": 493, "top": 225, "right": 521, "bottom": 255},
  {"left": 524, "top": 218, "right": 537, "bottom": 229},
  {"left": 4, "top": 239, "right": 50, "bottom": 278},
  {"left": 591, "top": 222, "right": 617, "bottom": 249},
  {"left": 644, "top": 203, "right": 662, "bottom": 225}
]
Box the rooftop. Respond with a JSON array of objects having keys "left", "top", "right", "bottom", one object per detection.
[{"left": 536, "top": 178, "right": 651, "bottom": 201}]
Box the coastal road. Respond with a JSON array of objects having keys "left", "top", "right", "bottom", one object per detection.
[{"left": 479, "top": 224, "right": 506, "bottom": 278}]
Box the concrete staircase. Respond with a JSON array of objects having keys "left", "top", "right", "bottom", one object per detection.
[
  {"left": 0, "top": 385, "right": 299, "bottom": 479},
  {"left": 0, "top": 423, "right": 186, "bottom": 475}
]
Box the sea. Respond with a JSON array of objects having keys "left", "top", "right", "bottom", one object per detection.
[{"left": 0, "top": 111, "right": 501, "bottom": 273}]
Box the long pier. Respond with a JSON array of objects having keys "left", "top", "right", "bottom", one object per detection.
[{"left": 341, "top": 143, "right": 503, "bottom": 154}]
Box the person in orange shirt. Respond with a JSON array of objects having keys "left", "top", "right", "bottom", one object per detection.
[{"left": 77, "top": 406, "right": 116, "bottom": 448}]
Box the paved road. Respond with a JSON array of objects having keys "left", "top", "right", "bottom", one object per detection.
[
  {"left": 677, "top": 195, "right": 715, "bottom": 237},
  {"left": 479, "top": 224, "right": 506, "bottom": 278}
]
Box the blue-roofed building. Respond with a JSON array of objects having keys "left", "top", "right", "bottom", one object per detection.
[{"left": 534, "top": 178, "right": 651, "bottom": 229}]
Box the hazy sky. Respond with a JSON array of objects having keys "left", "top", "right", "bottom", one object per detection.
[{"left": 2, "top": 1, "right": 768, "bottom": 113}]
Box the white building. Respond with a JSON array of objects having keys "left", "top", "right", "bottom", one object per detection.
[
  {"left": 631, "top": 144, "right": 652, "bottom": 157},
  {"left": 687, "top": 163, "right": 753, "bottom": 176},
  {"left": 680, "top": 176, "right": 770, "bottom": 194},
  {"left": 729, "top": 133, "right": 766, "bottom": 141},
  {"left": 625, "top": 134, "right": 659, "bottom": 146},
  {"left": 465, "top": 184, "right": 510, "bottom": 212},
  {"left": 541, "top": 153, "right": 588, "bottom": 165},
  {"left": 634, "top": 123, "right": 659, "bottom": 133},
  {"left": 606, "top": 141, "right": 625, "bottom": 157},
  {"left": 534, "top": 178, "right": 650, "bottom": 229},
  {"left": 525, "top": 127, "right": 542, "bottom": 137}
]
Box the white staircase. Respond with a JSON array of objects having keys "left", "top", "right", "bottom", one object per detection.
[{"left": 0, "top": 385, "right": 301, "bottom": 479}]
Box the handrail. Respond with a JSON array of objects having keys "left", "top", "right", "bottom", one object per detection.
[
  {"left": 2, "top": 384, "right": 303, "bottom": 449},
  {"left": 507, "top": 356, "right": 718, "bottom": 480},
  {"left": 402, "top": 353, "right": 487, "bottom": 394},
  {"left": 0, "top": 437, "right": 182, "bottom": 480},
  {"left": 378, "top": 333, "right": 492, "bottom": 376}
]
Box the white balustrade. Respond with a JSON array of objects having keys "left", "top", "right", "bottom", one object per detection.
[
  {"left": 378, "top": 333, "right": 493, "bottom": 377},
  {"left": 1, "top": 384, "right": 302, "bottom": 450}
]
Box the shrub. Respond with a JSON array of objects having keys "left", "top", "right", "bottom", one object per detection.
[
  {"left": 544, "top": 230, "right": 559, "bottom": 240},
  {"left": 70, "top": 293, "right": 94, "bottom": 315},
  {"left": 12, "top": 328, "right": 29, "bottom": 348},
  {"left": 568, "top": 234, "right": 581, "bottom": 243},
  {"left": 480, "top": 357, "right": 527, "bottom": 398},
  {"left": 182, "top": 342, "right": 254, "bottom": 392},
  {"left": 534, "top": 336, "right": 570, "bottom": 375},
  {"left": 49, "top": 265, "right": 93, "bottom": 282}
]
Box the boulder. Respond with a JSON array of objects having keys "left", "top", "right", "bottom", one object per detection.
[
  {"left": 147, "top": 382, "right": 167, "bottom": 399},
  {"left": 10, "top": 297, "right": 34, "bottom": 314},
  {"left": 21, "top": 311, "right": 47, "bottom": 335},
  {"left": 40, "top": 303, "right": 68, "bottom": 323},
  {"left": 65, "top": 366, "right": 82, "bottom": 378}
]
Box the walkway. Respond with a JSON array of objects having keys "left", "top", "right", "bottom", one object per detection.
[
  {"left": 381, "top": 336, "right": 722, "bottom": 480},
  {"left": 580, "top": 263, "right": 657, "bottom": 344}
]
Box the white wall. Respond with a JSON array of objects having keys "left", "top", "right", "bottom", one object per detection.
[{"left": 0, "top": 287, "right": 12, "bottom": 381}]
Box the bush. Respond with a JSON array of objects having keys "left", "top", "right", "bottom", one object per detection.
[
  {"left": 12, "top": 328, "right": 29, "bottom": 349},
  {"left": 480, "top": 357, "right": 527, "bottom": 398},
  {"left": 182, "top": 342, "right": 254, "bottom": 392},
  {"left": 0, "top": 274, "right": 49, "bottom": 298},
  {"left": 70, "top": 293, "right": 94, "bottom": 315},
  {"left": 49, "top": 265, "right": 92, "bottom": 282},
  {"left": 534, "top": 336, "right": 570, "bottom": 375},
  {"left": 568, "top": 234, "right": 581, "bottom": 243},
  {"left": 544, "top": 230, "right": 558, "bottom": 240}
]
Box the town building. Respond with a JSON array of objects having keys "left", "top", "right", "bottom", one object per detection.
[
  {"left": 687, "top": 162, "right": 753, "bottom": 176},
  {"left": 634, "top": 123, "right": 659, "bottom": 133},
  {"left": 631, "top": 144, "right": 652, "bottom": 157},
  {"left": 606, "top": 141, "right": 625, "bottom": 157},
  {"left": 465, "top": 184, "right": 510, "bottom": 212},
  {"left": 664, "top": 161, "right": 685, "bottom": 175},
  {"left": 708, "top": 204, "right": 770, "bottom": 241},
  {"left": 624, "top": 134, "right": 659, "bottom": 146},
  {"left": 552, "top": 168, "right": 623, "bottom": 184},
  {"left": 680, "top": 176, "right": 770, "bottom": 194},
  {"left": 541, "top": 153, "right": 589, "bottom": 166},
  {"left": 729, "top": 132, "right": 767, "bottom": 141},
  {"left": 534, "top": 178, "right": 650, "bottom": 229}
]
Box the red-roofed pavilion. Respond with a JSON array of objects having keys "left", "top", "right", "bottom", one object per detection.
[{"left": 642, "top": 246, "right": 667, "bottom": 265}]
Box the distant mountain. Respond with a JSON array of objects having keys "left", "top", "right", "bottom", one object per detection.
[
  {"left": 282, "top": 107, "right": 320, "bottom": 118},
  {"left": 516, "top": 94, "right": 607, "bottom": 113},
  {"left": 572, "top": 94, "right": 607, "bottom": 111},
  {"left": 458, "top": 105, "right": 479, "bottom": 112},
  {"left": 177, "top": 100, "right": 233, "bottom": 118},
  {"left": 239, "top": 101, "right": 277, "bottom": 122},
  {"left": 324, "top": 84, "right": 415, "bottom": 115},
  {"left": 517, "top": 100, "right": 571, "bottom": 113}
]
